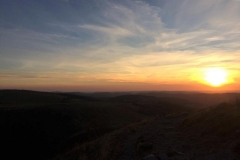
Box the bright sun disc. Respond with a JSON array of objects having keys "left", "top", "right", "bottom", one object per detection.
[{"left": 204, "top": 68, "right": 227, "bottom": 87}]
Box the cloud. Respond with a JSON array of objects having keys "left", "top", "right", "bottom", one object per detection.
[{"left": 79, "top": 24, "right": 135, "bottom": 38}]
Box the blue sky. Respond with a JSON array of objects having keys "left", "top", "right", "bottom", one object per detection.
[{"left": 1, "top": 0, "right": 240, "bottom": 91}]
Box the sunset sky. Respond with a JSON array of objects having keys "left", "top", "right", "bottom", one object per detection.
[{"left": 0, "top": 0, "right": 240, "bottom": 92}]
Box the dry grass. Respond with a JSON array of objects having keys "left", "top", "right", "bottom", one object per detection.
[{"left": 54, "top": 118, "right": 153, "bottom": 160}]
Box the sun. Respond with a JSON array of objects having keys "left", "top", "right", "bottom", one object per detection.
[{"left": 204, "top": 68, "right": 228, "bottom": 87}]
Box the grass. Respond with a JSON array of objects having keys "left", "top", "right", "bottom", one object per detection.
[
  {"left": 0, "top": 90, "right": 204, "bottom": 160},
  {"left": 54, "top": 118, "right": 153, "bottom": 160},
  {"left": 182, "top": 102, "right": 240, "bottom": 137},
  {"left": 0, "top": 91, "right": 150, "bottom": 160},
  {"left": 180, "top": 101, "right": 240, "bottom": 156}
]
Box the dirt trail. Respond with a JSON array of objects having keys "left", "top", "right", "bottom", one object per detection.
[{"left": 118, "top": 115, "right": 238, "bottom": 160}]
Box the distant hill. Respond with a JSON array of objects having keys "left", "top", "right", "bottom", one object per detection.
[
  {"left": 140, "top": 91, "right": 240, "bottom": 107},
  {"left": 0, "top": 90, "right": 98, "bottom": 105},
  {"left": 72, "top": 91, "right": 140, "bottom": 99},
  {"left": 57, "top": 92, "right": 99, "bottom": 102},
  {"left": 109, "top": 94, "right": 193, "bottom": 106},
  {"left": 109, "top": 94, "right": 194, "bottom": 116},
  {"left": 109, "top": 94, "right": 159, "bottom": 103},
  {"left": 0, "top": 89, "right": 64, "bottom": 104},
  {"left": 72, "top": 91, "right": 240, "bottom": 108}
]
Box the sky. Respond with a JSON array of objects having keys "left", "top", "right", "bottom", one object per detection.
[{"left": 0, "top": 0, "right": 240, "bottom": 92}]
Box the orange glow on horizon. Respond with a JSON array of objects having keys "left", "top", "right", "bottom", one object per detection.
[{"left": 0, "top": 66, "right": 239, "bottom": 92}]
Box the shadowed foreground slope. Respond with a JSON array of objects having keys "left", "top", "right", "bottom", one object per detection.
[
  {"left": 56, "top": 96, "right": 240, "bottom": 160},
  {"left": 0, "top": 90, "right": 148, "bottom": 160}
]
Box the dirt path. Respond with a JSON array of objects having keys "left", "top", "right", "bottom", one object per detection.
[{"left": 118, "top": 115, "right": 238, "bottom": 160}]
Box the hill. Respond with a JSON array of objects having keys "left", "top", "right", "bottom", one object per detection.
[
  {"left": 0, "top": 90, "right": 98, "bottom": 105},
  {"left": 109, "top": 94, "right": 195, "bottom": 116},
  {"left": 0, "top": 90, "right": 150, "bottom": 160},
  {"left": 56, "top": 101, "right": 240, "bottom": 160},
  {"left": 2, "top": 90, "right": 240, "bottom": 159},
  {"left": 141, "top": 91, "right": 240, "bottom": 107},
  {"left": 181, "top": 101, "right": 240, "bottom": 155}
]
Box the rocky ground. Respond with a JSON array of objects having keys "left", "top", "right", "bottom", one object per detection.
[{"left": 118, "top": 114, "right": 239, "bottom": 160}]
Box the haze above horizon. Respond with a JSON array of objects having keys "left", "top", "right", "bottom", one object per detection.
[{"left": 1, "top": 0, "right": 240, "bottom": 92}]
